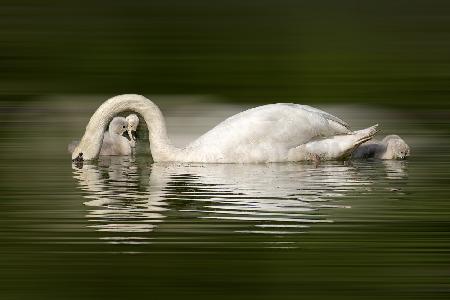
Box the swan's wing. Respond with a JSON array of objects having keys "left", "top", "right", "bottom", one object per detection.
[
  {"left": 186, "top": 103, "right": 351, "bottom": 161},
  {"left": 297, "top": 104, "right": 350, "bottom": 133}
]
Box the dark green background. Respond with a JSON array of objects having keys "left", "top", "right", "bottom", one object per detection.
[
  {"left": 1, "top": 0, "right": 450, "bottom": 106},
  {"left": 1, "top": 2, "right": 450, "bottom": 298}
]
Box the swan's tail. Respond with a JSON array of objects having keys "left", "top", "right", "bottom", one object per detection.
[
  {"left": 68, "top": 140, "right": 79, "bottom": 154},
  {"left": 332, "top": 124, "right": 379, "bottom": 159},
  {"left": 351, "top": 124, "right": 379, "bottom": 145},
  {"left": 290, "top": 124, "right": 379, "bottom": 161}
]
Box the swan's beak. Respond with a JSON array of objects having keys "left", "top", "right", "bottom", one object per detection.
[
  {"left": 72, "top": 152, "right": 84, "bottom": 167},
  {"left": 72, "top": 152, "right": 83, "bottom": 161}
]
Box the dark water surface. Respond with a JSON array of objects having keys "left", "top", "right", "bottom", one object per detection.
[{"left": 1, "top": 97, "right": 449, "bottom": 299}]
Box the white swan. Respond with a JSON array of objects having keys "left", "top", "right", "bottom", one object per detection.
[
  {"left": 71, "top": 94, "right": 378, "bottom": 163},
  {"left": 352, "top": 135, "right": 410, "bottom": 160}
]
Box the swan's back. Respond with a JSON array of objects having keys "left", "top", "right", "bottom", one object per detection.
[{"left": 185, "top": 103, "right": 350, "bottom": 162}]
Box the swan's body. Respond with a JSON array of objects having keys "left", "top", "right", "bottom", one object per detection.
[
  {"left": 352, "top": 135, "right": 410, "bottom": 160},
  {"left": 72, "top": 94, "right": 378, "bottom": 163}
]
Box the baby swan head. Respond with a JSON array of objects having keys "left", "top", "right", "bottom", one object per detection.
[
  {"left": 382, "top": 135, "right": 410, "bottom": 159},
  {"left": 126, "top": 114, "right": 139, "bottom": 147},
  {"left": 109, "top": 117, "right": 129, "bottom": 136}
]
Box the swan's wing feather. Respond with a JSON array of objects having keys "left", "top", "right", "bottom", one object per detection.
[{"left": 298, "top": 104, "right": 350, "bottom": 133}]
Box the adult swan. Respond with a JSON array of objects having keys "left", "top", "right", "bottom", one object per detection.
[{"left": 71, "top": 94, "right": 378, "bottom": 163}]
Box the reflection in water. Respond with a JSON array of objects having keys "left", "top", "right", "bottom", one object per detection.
[
  {"left": 383, "top": 160, "right": 409, "bottom": 180},
  {"left": 72, "top": 157, "right": 168, "bottom": 244},
  {"left": 72, "top": 157, "right": 408, "bottom": 243}
]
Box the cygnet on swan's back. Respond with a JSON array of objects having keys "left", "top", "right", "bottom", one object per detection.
[
  {"left": 68, "top": 116, "right": 134, "bottom": 156},
  {"left": 352, "top": 134, "right": 410, "bottom": 159}
]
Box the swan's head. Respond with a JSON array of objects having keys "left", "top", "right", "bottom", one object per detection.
[
  {"left": 126, "top": 114, "right": 139, "bottom": 147},
  {"left": 383, "top": 135, "right": 410, "bottom": 159},
  {"left": 109, "top": 117, "right": 129, "bottom": 136},
  {"left": 72, "top": 117, "right": 129, "bottom": 162}
]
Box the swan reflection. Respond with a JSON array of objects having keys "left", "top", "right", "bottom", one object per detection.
[
  {"left": 72, "top": 157, "right": 408, "bottom": 242},
  {"left": 72, "top": 157, "right": 168, "bottom": 239},
  {"left": 382, "top": 160, "right": 408, "bottom": 179}
]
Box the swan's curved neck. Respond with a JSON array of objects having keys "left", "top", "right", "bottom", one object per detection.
[{"left": 72, "top": 94, "right": 179, "bottom": 161}]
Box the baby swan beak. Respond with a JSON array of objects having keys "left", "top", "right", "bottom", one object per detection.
[
  {"left": 127, "top": 128, "right": 136, "bottom": 141},
  {"left": 127, "top": 128, "right": 137, "bottom": 148},
  {"left": 402, "top": 153, "right": 410, "bottom": 160},
  {"left": 399, "top": 152, "right": 409, "bottom": 160},
  {"left": 125, "top": 114, "right": 139, "bottom": 146}
]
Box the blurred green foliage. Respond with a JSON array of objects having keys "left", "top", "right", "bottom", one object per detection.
[{"left": 1, "top": 0, "right": 450, "bottom": 106}]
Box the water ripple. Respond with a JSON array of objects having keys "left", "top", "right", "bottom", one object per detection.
[{"left": 72, "top": 157, "right": 407, "bottom": 243}]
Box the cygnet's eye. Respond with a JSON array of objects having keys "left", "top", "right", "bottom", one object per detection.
[{"left": 123, "top": 125, "right": 126, "bottom": 128}]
